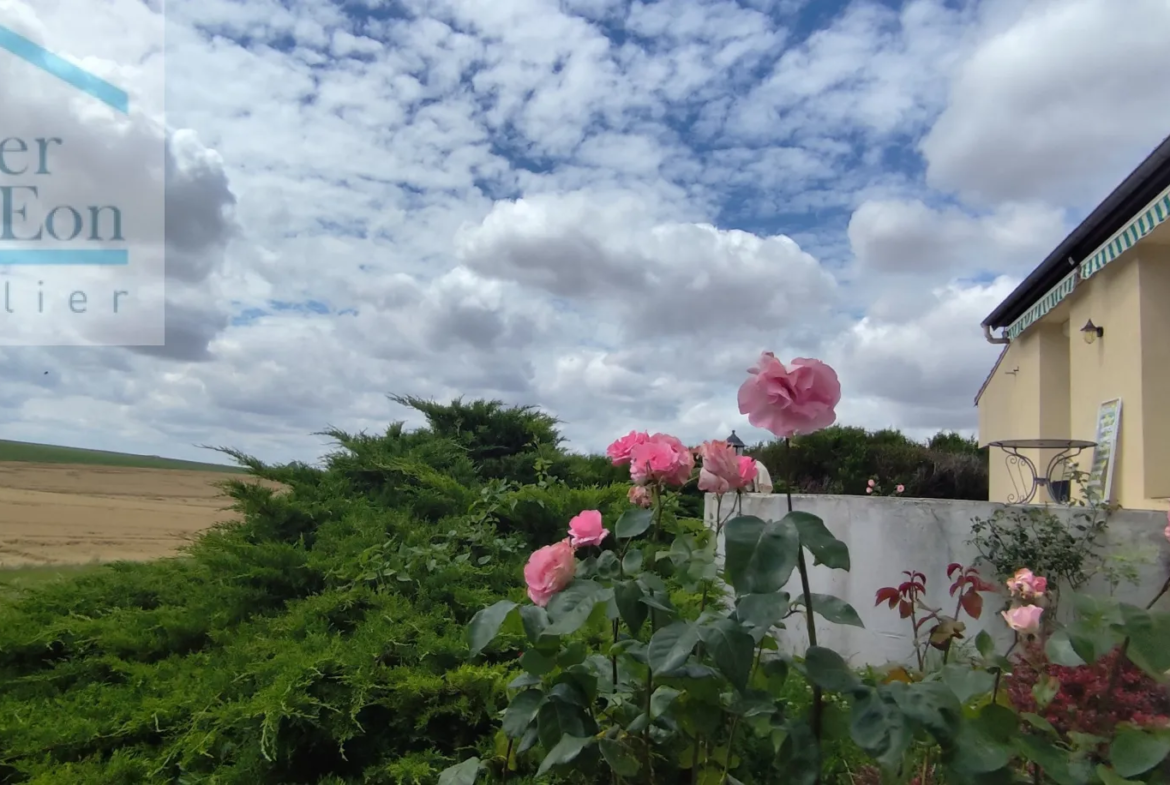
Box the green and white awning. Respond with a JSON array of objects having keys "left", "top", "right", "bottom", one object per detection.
[{"left": 1005, "top": 184, "right": 1170, "bottom": 340}]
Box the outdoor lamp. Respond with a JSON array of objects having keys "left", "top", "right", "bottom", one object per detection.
[
  {"left": 726, "top": 430, "right": 746, "bottom": 456},
  {"left": 1081, "top": 319, "right": 1104, "bottom": 344}
]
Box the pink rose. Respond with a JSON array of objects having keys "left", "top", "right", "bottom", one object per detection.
[
  {"left": 697, "top": 440, "right": 743, "bottom": 494},
  {"left": 868, "top": 479, "right": 875, "bottom": 488},
  {"left": 523, "top": 539, "right": 576, "bottom": 607},
  {"left": 568, "top": 510, "right": 609, "bottom": 548},
  {"left": 629, "top": 433, "right": 695, "bottom": 487},
  {"left": 1165, "top": 510, "right": 1170, "bottom": 542},
  {"left": 736, "top": 456, "right": 758, "bottom": 486},
  {"left": 895, "top": 484, "right": 905, "bottom": 494},
  {"left": 737, "top": 353, "right": 841, "bottom": 438},
  {"left": 1002, "top": 604, "right": 1044, "bottom": 634},
  {"left": 607, "top": 431, "right": 650, "bottom": 466},
  {"left": 1006, "top": 567, "right": 1047, "bottom": 600},
  {"left": 865, "top": 487, "right": 873, "bottom": 494},
  {"left": 628, "top": 485, "right": 653, "bottom": 508}
]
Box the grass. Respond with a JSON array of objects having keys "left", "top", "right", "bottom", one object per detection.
[
  {"left": 0, "top": 439, "right": 246, "bottom": 473},
  {"left": 0, "top": 562, "right": 107, "bottom": 602}
]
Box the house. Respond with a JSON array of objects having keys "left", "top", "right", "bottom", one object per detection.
[{"left": 976, "top": 134, "right": 1170, "bottom": 511}]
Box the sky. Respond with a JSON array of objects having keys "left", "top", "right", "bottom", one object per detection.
[{"left": 1, "top": 0, "right": 1169, "bottom": 466}]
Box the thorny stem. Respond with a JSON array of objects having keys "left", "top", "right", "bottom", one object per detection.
[
  {"left": 502, "top": 738, "right": 514, "bottom": 785},
  {"left": 721, "top": 645, "right": 765, "bottom": 784},
  {"left": 942, "top": 589, "right": 966, "bottom": 666},
  {"left": 991, "top": 634, "right": 1019, "bottom": 703},
  {"left": 786, "top": 438, "right": 824, "bottom": 766},
  {"left": 909, "top": 600, "right": 925, "bottom": 672}
]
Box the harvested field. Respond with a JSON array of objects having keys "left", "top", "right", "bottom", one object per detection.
[{"left": 0, "top": 462, "right": 263, "bottom": 567}]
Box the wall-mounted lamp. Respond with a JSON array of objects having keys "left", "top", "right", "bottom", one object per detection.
[{"left": 1081, "top": 319, "right": 1104, "bottom": 344}]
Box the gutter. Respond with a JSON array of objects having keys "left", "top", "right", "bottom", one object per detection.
[
  {"left": 982, "top": 133, "right": 1170, "bottom": 330},
  {"left": 983, "top": 325, "right": 1009, "bottom": 345}
]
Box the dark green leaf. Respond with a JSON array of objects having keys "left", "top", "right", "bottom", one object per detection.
[
  {"left": 537, "top": 735, "right": 594, "bottom": 777},
  {"left": 1014, "top": 734, "right": 1090, "bottom": 785},
  {"left": 438, "top": 758, "right": 481, "bottom": 785},
  {"left": 946, "top": 720, "right": 1012, "bottom": 774},
  {"left": 537, "top": 698, "right": 591, "bottom": 752},
  {"left": 1097, "top": 765, "right": 1142, "bottom": 785},
  {"left": 940, "top": 665, "right": 996, "bottom": 705},
  {"left": 519, "top": 605, "right": 550, "bottom": 645},
  {"left": 776, "top": 719, "right": 821, "bottom": 785},
  {"left": 804, "top": 646, "right": 862, "bottom": 694},
  {"left": 1111, "top": 729, "right": 1170, "bottom": 779},
  {"left": 599, "top": 739, "right": 640, "bottom": 777},
  {"left": 723, "top": 515, "right": 800, "bottom": 595},
  {"left": 806, "top": 594, "right": 864, "bottom": 628},
  {"left": 700, "top": 619, "right": 756, "bottom": 692},
  {"left": 975, "top": 629, "right": 995, "bottom": 659},
  {"left": 850, "top": 687, "right": 912, "bottom": 767},
  {"left": 509, "top": 673, "right": 542, "bottom": 690},
  {"left": 788, "top": 511, "right": 850, "bottom": 571},
  {"left": 468, "top": 600, "right": 518, "bottom": 657},
  {"left": 615, "top": 508, "right": 653, "bottom": 539},
  {"left": 1022, "top": 713, "right": 1057, "bottom": 735},
  {"left": 546, "top": 581, "right": 605, "bottom": 637},
  {"left": 650, "top": 685, "right": 681, "bottom": 718},
  {"left": 638, "top": 593, "right": 676, "bottom": 614},
  {"left": 614, "top": 579, "right": 648, "bottom": 636},
  {"left": 596, "top": 550, "right": 620, "bottom": 579},
  {"left": 520, "top": 649, "right": 556, "bottom": 676},
  {"left": 648, "top": 621, "right": 702, "bottom": 674},
  {"left": 622, "top": 548, "right": 644, "bottom": 574},
  {"left": 503, "top": 690, "right": 545, "bottom": 738},
  {"left": 890, "top": 681, "right": 961, "bottom": 743},
  {"left": 1045, "top": 630, "right": 1088, "bottom": 667},
  {"left": 1119, "top": 605, "right": 1170, "bottom": 679},
  {"left": 735, "top": 592, "right": 791, "bottom": 638}
]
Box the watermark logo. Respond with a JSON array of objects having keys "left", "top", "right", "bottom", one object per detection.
[{"left": 0, "top": 6, "right": 165, "bottom": 346}]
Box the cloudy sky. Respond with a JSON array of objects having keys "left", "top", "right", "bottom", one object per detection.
[{"left": 2, "top": 0, "right": 1169, "bottom": 465}]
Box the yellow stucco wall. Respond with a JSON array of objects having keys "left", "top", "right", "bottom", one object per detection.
[{"left": 978, "top": 242, "right": 1170, "bottom": 511}]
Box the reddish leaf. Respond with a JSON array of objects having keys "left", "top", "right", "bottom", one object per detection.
[
  {"left": 949, "top": 579, "right": 961, "bottom": 597},
  {"left": 960, "top": 590, "right": 984, "bottom": 619},
  {"left": 898, "top": 600, "right": 913, "bottom": 619},
  {"left": 875, "top": 587, "right": 900, "bottom": 608},
  {"left": 946, "top": 563, "right": 962, "bottom": 579}
]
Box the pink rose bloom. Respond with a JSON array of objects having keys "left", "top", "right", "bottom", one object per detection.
[
  {"left": 1002, "top": 604, "right": 1044, "bottom": 634},
  {"left": 867, "top": 479, "right": 875, "bottom": 488},
  {"left": 607, "top": 431, "right": 650, "bottom": 466},
  {"left": 865, "top": 487, "right": 873, "bottom": 494},
  {"left": 1165, "top": 510, "right": 1170, "bottom": 542},
  {"left": 697, "top": 440, "right": 743, "bottom": 494},
  {"left": 736, "top": 456, "right": 758, "bottom": 486},
  {"left": 568, "top": 510, "right": 609, "bottom": 548},
  {"left": 737, "top": 353, "right": 842, "bottom": 438},
  {"left": 629, "top": 433, "right": 695, "bottom": 487},
  {"left": 628, "top": 485, "right": 653, "bottom": 508},
  {"left": 1006, "top": 567, "right": 1047, "bottom": 600},
  {"left": 895, "top": 484, "right": 905, "bottom": 494},
  {"left": 523, "top": 539, "right": 576, "bottom": 607}
]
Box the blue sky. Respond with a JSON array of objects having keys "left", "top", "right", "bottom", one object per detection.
[{"left": 1, "top": 0, "right": 1169, "bottom": 464}]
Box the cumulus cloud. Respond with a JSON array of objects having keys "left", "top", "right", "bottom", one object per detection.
[
  {"left": 848, "top": 199, "right": 1067, "bottom": 275},
  {"left": 921, "top": 0, "right": 1170, "bottom": 206},
  {"left": 0, "top": 0, "right": 1163, "bottom": 464}
]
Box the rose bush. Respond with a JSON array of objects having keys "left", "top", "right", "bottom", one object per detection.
[{"left": 442, "top": 354, "right": 1170, "bottom": 785}]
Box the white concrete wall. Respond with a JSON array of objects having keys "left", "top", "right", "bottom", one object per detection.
[{"left": 704, "top": 493, "right": 1169, "bottom": 668}]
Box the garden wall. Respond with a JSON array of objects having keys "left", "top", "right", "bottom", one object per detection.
[{"left": 704, "top": 493, "right": 1169, "bottom": 667}]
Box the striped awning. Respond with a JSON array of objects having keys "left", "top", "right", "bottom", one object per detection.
[{"left": 1005, "top": 184, "right": 1170, "bottom": 340}]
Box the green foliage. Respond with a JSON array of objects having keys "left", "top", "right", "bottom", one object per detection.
[{"left": 748, "top": 425, "right": 988, "bottom": 500}]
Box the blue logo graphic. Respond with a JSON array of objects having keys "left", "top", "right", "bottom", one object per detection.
[{"left": 0, "top": 23, "right": 130, "bottom": 266}]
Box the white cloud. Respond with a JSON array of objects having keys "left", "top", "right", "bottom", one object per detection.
[
  {"left": 921, "top": 0, "right": 1170, "bottom": 206},
  {"left": 0, "top": 0, "right": 1165, "bottom": 466}
]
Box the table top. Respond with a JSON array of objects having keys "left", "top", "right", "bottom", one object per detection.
[{"left": 988, "top": 439, "right": 1097, "bottom": 450}]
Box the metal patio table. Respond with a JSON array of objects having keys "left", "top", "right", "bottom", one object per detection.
[{"left": 987, "top": 438, "right": 1097, "bottom": 504}]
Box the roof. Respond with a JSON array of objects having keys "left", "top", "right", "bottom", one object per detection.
[
  {"left": 725, "top": 431, "right": 745, "bottom": 448},
  {"left": 973, "top": 344, "right": 1010, "bottom": 406},
  {"left": 982, "top": 133, "right": 1170, "bottom": 332}
]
